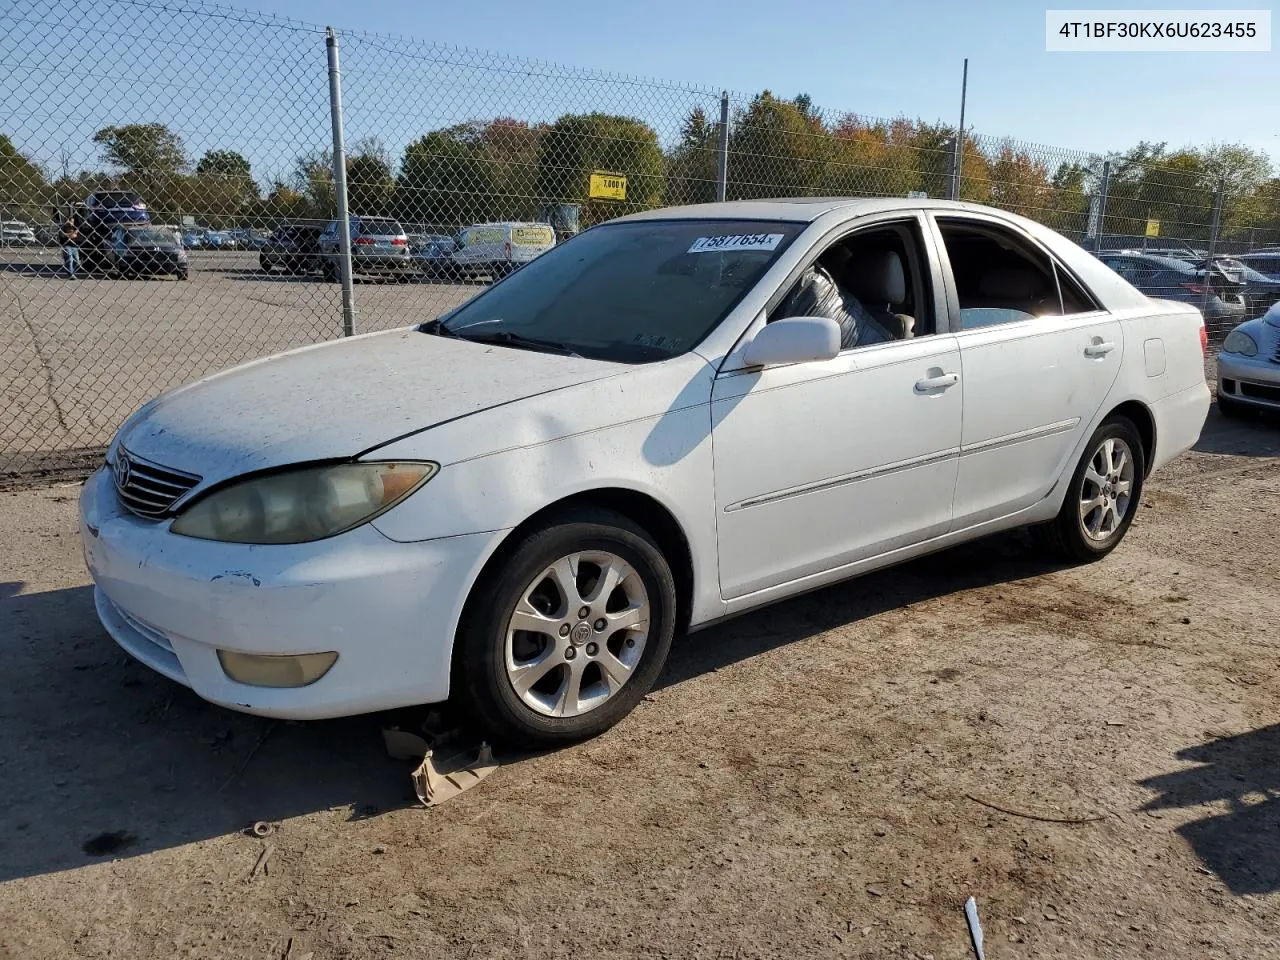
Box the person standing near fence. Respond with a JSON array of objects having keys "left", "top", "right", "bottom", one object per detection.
[{"left": 59, "top": 217, "right": 81, "bottom": 279}]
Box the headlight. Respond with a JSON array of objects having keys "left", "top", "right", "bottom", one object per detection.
[
  {"left": 1222, "top": 330, "right": 1258, "bottom": 357},
  {"left": 171, "top": 461, "right": 437, "bottom": 544}
]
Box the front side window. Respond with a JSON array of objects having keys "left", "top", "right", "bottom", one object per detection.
[
  {"left": 431, "top": 219, "right": 804, "bottom": 363},
  {"left": 770, "top": 220, "right": 933, "bottom": 349}
]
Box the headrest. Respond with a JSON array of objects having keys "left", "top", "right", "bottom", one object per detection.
[{"left": 844, "top": 250, "right": 906, "bottom": 305}]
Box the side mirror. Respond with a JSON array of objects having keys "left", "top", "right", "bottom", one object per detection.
[{"left": 742, "top": 316, "right": 842, "bottom": 367}]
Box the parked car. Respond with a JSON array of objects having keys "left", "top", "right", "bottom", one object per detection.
[
  {"left": 77, "top": 191, "right": 153, "bottom": 270},
  {"left": 1236, "top": 250, "right": 1280, "bottom": 282},
  {"left": 181, "top": 229, "right": 204, "bottom": 249},
  {"left": 452, "top": 221, "right": 556, "bottom": 278},
  {"left": 1096, "top": 252, "right": 1246, "bottom": 328},
  {"left": 83, "top": 190, "right": 150, "bottom": 225},
  {"left": 259, "top": 223, "right": 323, "bottom": 275},
  {"left": 81, "top": 198, "right": 1209, "bottom": 747},
  {"left": 1236, "top": 263, "right": 1280, "bottom": 319},
  {"left": 409, "top": 233, "right": 460, "bottom": 279},
  {"left": 100, "top": 223, "right": 188, "bottom": 279},
  {"left": 0, "top": 219, "right": 37, "bottom": 246},
  {"left": 1217, "top": 302, "right": 1280, "bottom": 417},
  {"left": 151, "top": 224, "right": 183, "bottom": 246},
  {"left": 317, "top": 215, "right": 413, "bottom": 281},
  {"left": 202, "top": 229, "right": 236, "bottom": 250}
]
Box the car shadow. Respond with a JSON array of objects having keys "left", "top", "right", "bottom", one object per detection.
[
  {"left": 1138, "top": 726, "right": 1280, "bottom": 895},
  {"left": 0, "top": 531, "right": 1062, "bottom": 883},
  {"left": 1194, "top": 402, "right": 1280, "bottom": 457},
  {"left": 0, "top": 260, "right": 64, "bottom": 277}
]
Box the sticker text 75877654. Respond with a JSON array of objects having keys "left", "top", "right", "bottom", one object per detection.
[{"left": 687, "top": 233, "right": 784, "bottom": 254}]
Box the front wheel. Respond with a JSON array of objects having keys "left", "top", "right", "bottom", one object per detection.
[
  {"left": 454, "top": 507, "right": 677, "bottom": 748},
  {"left": 1034, "top": 417, "right": 1146, "bottom": 563}
]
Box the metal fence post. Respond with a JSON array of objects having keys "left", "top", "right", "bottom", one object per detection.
[
  {"left": 951, "top": 58, "right": 968, "bottom": 201},
  {"left": 716, "top": 91, "right": 730, "bottom": 203},
  {"left": 1201, "top": 175, "right": 1225, "bottom": 316},
  {"left": 1096, "top": 160, "right": 1111, "bottom": 252},
  {"left": 326, "top": 26, "right": 356, "bottom": 337}
]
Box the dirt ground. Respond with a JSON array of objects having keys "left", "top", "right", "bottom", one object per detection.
[{"left": 1, "top": 404, "right": 1278, "bottom": 960}]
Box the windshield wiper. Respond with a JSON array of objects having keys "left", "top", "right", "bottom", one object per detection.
[
  {"left": 418, "top": 318, "right": 458, "bottom": 337},
  {"left": 454, "top": 329, "right": 580, "bottom": 357}
]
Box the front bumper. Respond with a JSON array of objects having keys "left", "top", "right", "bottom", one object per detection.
[
  {"left": 79, "top": 466, "right": 504, "bottom": 719},
  {"left": 1218, "top": 350, "right": 1280, "bottom": 411}
]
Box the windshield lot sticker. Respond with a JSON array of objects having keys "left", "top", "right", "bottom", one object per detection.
[{"left": 687, "top": 233, "right": 784, "bottom": 254}]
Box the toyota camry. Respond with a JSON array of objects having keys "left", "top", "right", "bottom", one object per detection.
[{"left": 80, "top": 198, "right": 1211, "bottom": 747}]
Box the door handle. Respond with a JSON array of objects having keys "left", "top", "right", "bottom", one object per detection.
[
  {"left": 1084, "top": 341, "right": 1116, "bottom": 358},
  {"left": 914, "top": 372, "right": 959, "bottom": 392}
]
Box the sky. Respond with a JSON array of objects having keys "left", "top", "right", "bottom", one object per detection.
[
  {"left": 3, "top": 0, "right": 1277, "bottom": 181},
  {"left": 262, "top": 0, "right": 1279, "bottom": 160}
]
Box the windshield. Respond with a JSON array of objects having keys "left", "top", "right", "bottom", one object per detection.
[
  {"left": 125, "top": 228, "right": 176, "bottom": 246},
  {"left": 431, "top": 219, "right": 803, "bottom": 362}
]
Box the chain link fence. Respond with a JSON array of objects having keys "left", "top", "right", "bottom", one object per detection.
[{"left": 3, "top": 0, "right": 1279, "bottom": 478}]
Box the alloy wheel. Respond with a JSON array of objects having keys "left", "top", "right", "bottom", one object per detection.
[{"left": 503, "top": 550, "right": 650, "bottom": 718}]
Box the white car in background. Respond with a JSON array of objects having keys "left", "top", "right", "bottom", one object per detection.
[
  {"left": 80, "top": 198, "right": 1209, "bottom": 747},
  {"left": 452, "top": 221, "right": 556, "bottom": 278},
  {"left": 0, "top": 219, "right": 37, "bottom": 245},
  {"left": 1216, "top": 303, "right": 1280, "bottom": 416}
]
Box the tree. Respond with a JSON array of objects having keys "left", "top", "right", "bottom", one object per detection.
[
  {"left": 346, "top": 152, "right": 395, "bottom": 218},
  {"left": 0, "top": 134, "right": 49, "bottom": 222},
  {"left": 92, "top": 123, "right": 186, "bottom": 177},
  {"left": 666, "top": 106, "right": 719, "bottom": 206},
  {"left": 988, "top": 143, "right": 1052, "bottom": 219},
  {"left": 293, "top": 149, "right": 335, "bottom": 219},
  {"left": 481, "top": 118, "right": 544, "bottom": 219},
  {"left": 397, "top": 125, "right": 498, "bottom": 227},
  {"left": 535, "top": 113, "right": 664, "bottom": 225},
  {"left": 726, "top": 92, "right": 827, "bottom": 200}
]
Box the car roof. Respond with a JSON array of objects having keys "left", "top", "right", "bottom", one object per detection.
[{"left": 618, "top": 197, "right": 1009, "bottom": 224}]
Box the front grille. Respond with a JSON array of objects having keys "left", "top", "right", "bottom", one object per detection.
[
  {"left": 112, "top": 448, "right": 201, "bottom": 518},
  {"left": 1240, "top": 381, "right": 1280, "bottom": 404}
]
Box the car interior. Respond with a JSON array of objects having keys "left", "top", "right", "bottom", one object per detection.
[{"left": 770, "top": 222, "right": 932, "bottom": 348}]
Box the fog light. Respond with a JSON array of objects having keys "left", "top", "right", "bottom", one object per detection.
[{"left": 216, "top": 650, "right": 338, "bottom": 688}]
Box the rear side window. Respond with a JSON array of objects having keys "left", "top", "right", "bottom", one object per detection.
[{"left": 938, "top": 219, "right": 1095, "bottom": 329}]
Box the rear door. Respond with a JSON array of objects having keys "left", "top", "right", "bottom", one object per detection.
[{"left": 932, "top": 214, "right": 1124, "bottom": 529}]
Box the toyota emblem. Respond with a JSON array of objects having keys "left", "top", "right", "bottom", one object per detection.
[{"left": 113, "top": 454, "right": 131, "bottom": 489}]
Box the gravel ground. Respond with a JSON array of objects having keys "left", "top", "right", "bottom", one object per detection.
[
  {"left": 0, "top": 249, "right": 480, "bottom": 476},
  {"left": 0, "top": 404, "right": 1277, "bottom": 959}
]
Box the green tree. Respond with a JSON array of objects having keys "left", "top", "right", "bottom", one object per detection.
[
  {"left": 346, "top": 152, "right": 395, "bottom": 218},
  {"left": 666, "top": 106, "right": 719, "bottom": 206},
  {"left": 535, "top": 112, "right": 664, "bottom": 225},
  {"left": 397, "top": 125, "right": 498, "bottom": 227},
  {"left": 293, "top": 149, "right": 335, "bottom": 219},
  {"left": 92, "top": 123, "right": 186, "bottom": 177},
  {"left": 0, "top": 134, "right": 49, "bottom": 223},
  {"left": 726, "top": 92, "right": 826, "bottom": 200}
]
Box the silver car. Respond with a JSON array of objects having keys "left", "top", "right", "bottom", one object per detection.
[
  {"left": 1217, "top": 302, "right": 1280, "bottom": 417},
  {"left": 317, "top": 216, "right": 413, "bottom": 282}
]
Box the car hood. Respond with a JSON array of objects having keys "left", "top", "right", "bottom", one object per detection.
[{"left": 115, "top": 328, "right": 625, "bottom": 485}]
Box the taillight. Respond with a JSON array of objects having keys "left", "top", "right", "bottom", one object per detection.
[
  {"left": 391, "top": 237, "right": 407, "bottom": 246},
  {"left": 353, "top": 236, "right": 375, "bottom": 246},
  {"left": 1199, "top": 322, "right": 1208, "bottom": 355},
  {"left": 1181, "top": 282, "right": 1211, "bottom": 294}
]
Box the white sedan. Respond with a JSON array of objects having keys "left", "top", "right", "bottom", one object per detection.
[{"left": 80, "top": 199, "right": 1210, "bottom": 746}]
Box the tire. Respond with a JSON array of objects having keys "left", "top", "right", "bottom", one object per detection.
[
  {"left": 454, "top": 507, "right": 677, "bottom": 748},
  {"left": 1034, "top": 416, "right": 1146, "bottom": 563},
  {"left": 176, "top": 269, "right": 188, "bottom": 281},
  {"left": 1217, "top": 393, "right": 1247, "bottom": 419},
  {"left": 321, "top": 259, "right": 339, "bottom": 283}
]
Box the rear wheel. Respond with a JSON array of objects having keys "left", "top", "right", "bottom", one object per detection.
[
  {"left": 454, "top": 507, "right": 677, "bottom": 748},
  {"left": 1034, "top": 417, "right": 1145, "bottom": 563}
]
